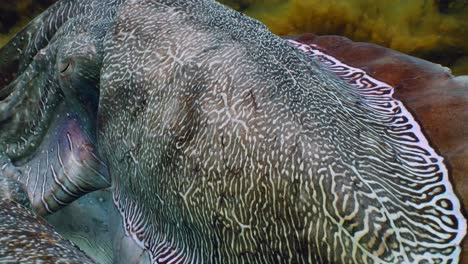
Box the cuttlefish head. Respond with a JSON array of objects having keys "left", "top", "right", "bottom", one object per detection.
[{"left": 0, "top": 0, "right": 119, "bottom": 215}]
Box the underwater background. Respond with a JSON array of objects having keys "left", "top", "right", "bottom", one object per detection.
[{"left": 1, "top": 0, "right": 467, "bottom": 75}]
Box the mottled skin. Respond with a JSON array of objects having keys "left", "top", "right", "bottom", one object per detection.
[
  {"left": 0, "top": 175, "right": 95, "bottom": 263},
  {"left": 0, "top": 0, "right": 466, "bottom": 263}
]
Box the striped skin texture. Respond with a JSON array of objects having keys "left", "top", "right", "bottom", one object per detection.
[
  {"left": 0, "top": 198, "right": 96, "bottom": 263},
  {"left": 287, "top": 40, "right": 468, "bottom": 262},
  {"left": 45, "top": 189, "right": 152, "bottom": 263},
  {"left": 0, "top": 0, "right": 465, "bottom": 263},
  {"left": 45, "top": 190, "right": 116, "bottom": 264},
  {"left": 0, "top": 174, "right": 95, "bottom": 263},
  {"left": 97, "top": 0, "right": 466, "bottom": 263},
  {"left": 0, "top": 0, "right": 114, "bottom": 215},
  {"left": 0, "top": 169, "right": 31, "bottom": 208},
  {"left": 287, "top": 33, "right": 468, "bottom": 261}
]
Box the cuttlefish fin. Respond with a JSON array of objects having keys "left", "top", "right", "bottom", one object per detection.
[{"left": 288, "top": 37, "right": 467, "bottom": 262}]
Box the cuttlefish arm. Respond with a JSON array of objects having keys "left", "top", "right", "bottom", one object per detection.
[
  {"left": 0, "top": 0, "right": 132, "bottom": 262},
  {"left": 0, "top": 174, "right": 96, "bottom": 263},
  {"left": 0, "top": 0, "right": 111, "bottom": 216}
]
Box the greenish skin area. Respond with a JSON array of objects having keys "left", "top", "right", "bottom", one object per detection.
[
  {"left": 0, "top": 0, "right": 465, "bottom": 263},
  {"left": 0, "top": 174, "right": 31, "bottom": 208},
  {"left": 45, "top": 189, "right": 150, "bottom": 263}
]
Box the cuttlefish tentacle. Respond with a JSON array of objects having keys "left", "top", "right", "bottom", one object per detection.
[
  {"left": 0, "top": 173, "right": 97, "bottom": 263},
  {"left": 0, "top": 0, "right": 81, "bottom": 83},
  {"left": 0, "top": 55, "right": 44, "bottom": 122},
  {"left": 0, "top": 0, "right": 111, "bottom": 216}
]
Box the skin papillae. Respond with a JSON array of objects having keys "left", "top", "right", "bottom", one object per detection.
[{"left": 0, "top": 0, "right": 466, "bottom": 263}]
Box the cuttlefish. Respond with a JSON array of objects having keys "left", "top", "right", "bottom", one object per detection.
[
  {"left": 0, "top": 0, "right": 466, "bottom": 263},
  {"left": 0, "top": 175, "right": 95, "bottom": 263}
]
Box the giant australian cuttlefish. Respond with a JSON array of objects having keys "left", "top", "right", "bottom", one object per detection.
[{"left": 0, "top": 0, "right": 466, "bottom": 263}]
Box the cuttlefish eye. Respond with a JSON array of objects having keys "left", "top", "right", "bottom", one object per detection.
[
  {"left": 58, "top": 60, "right": 74, "bottom": 76},
  {"left": 56, "top": 46, "right": 101, "bottom": 121}
]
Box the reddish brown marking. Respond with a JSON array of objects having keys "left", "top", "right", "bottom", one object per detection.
[{"left": 287, "top": 33, "right": 468, "bottom": 260}]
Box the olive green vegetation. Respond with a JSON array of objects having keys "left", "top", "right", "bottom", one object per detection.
[
  {"left": 1, "top": 0, "right": 467, "bottom": 74},
  {"left": 218, "top": 0, "right": 468, "bottom": 75}
]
